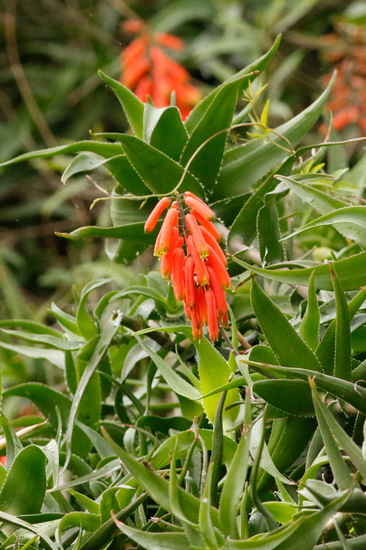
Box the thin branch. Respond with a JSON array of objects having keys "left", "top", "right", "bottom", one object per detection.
[{"left": 4, "top": 0, "right": 57, "bottom": 147}]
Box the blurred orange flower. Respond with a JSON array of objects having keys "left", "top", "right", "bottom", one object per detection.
[
  {"left": 321, "top": 23, "right": 366, "bottom": 133},
  {"left": 120, "top": 20, "right": 201, "bottom": 120}
]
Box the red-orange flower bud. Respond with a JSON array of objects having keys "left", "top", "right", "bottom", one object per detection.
[
  {"left": 160, "top": 227, "right": 180, "bottom": 280},
  {"left": 205, "top": 289, "right": 219, "bottom": 342},
  {"left": 184, "top": 194, "right": 215, "bottom": 220},
  {"left": 184, "top": 301, "right": 192, "bottom": 320},
  {"left": 122, "top": 19, "right": 145, "bottom": 34},
  {"left": 184, "top": 255, "right": 195, "bottom": 309},
  {"left": 187, "top": 236, "right": 210, "bottom": 287},
  {"left": 121, "top": 36, "right": 148, "bottom": 64},
  {"left": 206, "top": 245, "right": 231, "bottom": 290},
  {"left": 191, "top": 310, "right": 203, "bottom": 341},
  {"left": 156, "top": 33, "right": 184, "bottom": 51},
  {"left": 154, "top": 206, "right": 179, "bottom": 257},
  {"left": 172, "top": 246, "right": 185, "bottom": 301},
  {"left": 185, "top": 213, "right": 209, "bottom": 258},
  {"left": 190, "top": 209, "right": 221, "bottom": 242},
  {"left": 122, "top": 56, "right": 150, "bottom": 89},
  {"left": 195, "top": 285, "right": 208, "bottom": 327},
  {"left": 200, "top": 226, "right": 227, "bottom": 266},
  {"left": 144, "top": 197, "right": 171, "bottom": 233},
  {"left": 207, "top": 266, "right": 228, "bottom": 320},
  {"left": 134, "top": 76, "right": 154, "bottom": 102}
]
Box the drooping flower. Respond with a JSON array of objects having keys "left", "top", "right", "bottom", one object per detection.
[
  {"left": 144, "top": 196, "right": 171, "bottom": 233},
  {"left": 144, "top": 192, "right": 231, "bottom": 342}
]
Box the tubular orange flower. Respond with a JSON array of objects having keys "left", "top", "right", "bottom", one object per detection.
[
  {"left": 184, "top": 191, "right": 211, "bottom": 209},
  {"left": 160, "top": 251, "right": 174, "bottom": 280},
  {"left": 160, "top": 227, "right": 180, "bottom": 280},
  {"left": 121, "top": 35, "right": 148, "bottom": 64},
  {"left": 332, "top": 105, "right": 359, "bottom": 131},
  {"left": 205, "top": 289, "right": 219, "bottom": 342},
  {"left": 184, "top": 255, "right": 195, "bottom": 309},
  {"left": 190, "top": 208, "right": 221, "bottom": 242},
  {"left": 154, "top": 206, "right": 179, "bottom": 257},
  {"left": 206, "top": 245, "right": 232, "bottom": 290},
  {"left": 147, "top": 190, "right": 230, "bottom": 342},
  {"left": 122, "top": 56, "right": 150, "bottom": 89},
  {"left": 191, "top": 308, "right": 203, "bottom": 341},
  {"left": 184, "top": 195, "right": 215, "bottom": 220},
  {"left": 185, "top": 213, "right": 209, "bottom": 258},
  {"left": 200, "top": 226, "right": 227, "bottom": 266},
  {"left": 156, "top": 33, "right": 184, "bottom": 51},
  {"left": 195, "top": 285, "right": 208, "bottom": 327},
  {"left": 184, "top": 300, "right": 192, "bottom": 320},
  {"left": 134, "top": 76, "right": 154, "bottom": 102},
  {"left": 122, "top": 19, "right": 145, "bottom": 34},
  {"left": 206, "top": 266, "right": 229, "bottom": 321},
  {"left": 187, "top": 236, "right": 210, "bottom": 287},
  {"left": 144, "top": 197, "right": 171, "bottom": 233},
  {"left": 172, "top": 246, "right": 185, "bottom": 300},
  {"left": 120, "top": 20, "right": 201, "bottom": 120}
]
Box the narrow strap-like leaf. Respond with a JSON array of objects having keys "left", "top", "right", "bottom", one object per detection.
[
  {"left": 309, "top": 378, "right": 355, "bottom": 490},
  {"left": 250, "top": 277, "right": 322, "bottom": 371},
  {"left": 330, "top": 263, "right": 352, "bottom": 380},
  {"left": 299, "top": 270, "right": 320, "bottom": 351},
  {"left": 219, "top": 388, "right": 252, "bottom": 538}
]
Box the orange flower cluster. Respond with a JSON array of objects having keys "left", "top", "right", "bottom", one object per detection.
[
  {"left": 322, "top": 23, "right": 366, "bottom": 133},
  {"left": 120, "top": 20, "right": 201, "bottom": 120},
  {"left": 144, "top": 192, "right": 231, "bottom": 341}
]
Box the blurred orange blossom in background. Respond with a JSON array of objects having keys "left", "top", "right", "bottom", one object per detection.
[{"left": 120, "top": 19, "right": 201, "bottom": 120}]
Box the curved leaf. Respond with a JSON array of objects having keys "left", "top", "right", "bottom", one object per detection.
[
  {"left": 250, "top": 277, "right": 323, "bottom": 370},
  {"left": 114, "top": 519, "right": 188, "bottom": 550},
  {"left": 275, "top": 174, "right": 347, "bottom": 215},
  {"left": 133, "top": 334, "right": 202, "bottom": 401},
  {"left": 0, "top": 141, "right": 122, "bottom": 169},
  {"left": 180, "top": 82, "right": 239, "bottom": 190},
  {"left": 219, "top": 74, "right": 335, "bottom": 202},
  {"left": 253, "top": 379, "right": 314, "bottom": 416},
  {"left": 282, "top": 206, "right": 366, "bottom": 246},
  {"left": 193, "top": 336, "right": 240, "bottom": 426},
  {"left": 106, "top": 134, "right": 204, "bottom": 196},
  {"left": 185, "top": 35, "right": 281, "bottom": 134},
  {"left": 231, "top": 252, "right": 366, "bottom": 291},
  {"left": 57, "top": 222, "right": 156, "bottom": 244},
  {"left": 98, "top": 70, "right": 144, "bottom": 138},
  {"left": 145, "top": 104, "right": 188, "bottom": 160},
  {"left": 0, "top": 446, "right": 46, "bottom": 515}
]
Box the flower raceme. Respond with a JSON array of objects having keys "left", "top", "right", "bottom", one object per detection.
[
  {"left": 120, "top": 20, "right": 201, "bottom": 120},
  {"left": 144, "top": 193, "right": 231, "bottom": 341}
]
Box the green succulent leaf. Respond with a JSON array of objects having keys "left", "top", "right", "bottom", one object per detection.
[
  {"left": 232, "top": 252, "right": 366, "bottom": 291},
  {"left": 0, "top": 445, "right": 46, "bottom": 515},
  {"left": 250, "top": 277, "right": 323, "bottom": 370},
  {"left": 98, "top": 70, "right": 144, "bottom": 138},
  {"left": 185, "top": 35, "right": 281, "bottom": 134},
  {"left": 0, "top": 141, "right": 122, "bottom": 169},
  {"left": 220, "top": 73, "right": 335, "bottom": 202},
  {"left": 144, "top": 104, "right": 188, "bottom": 160},
  {"left": 253, "top": 379, "right": 315, "bottom": 416},
  {"left": 299, "top": 271, "right": 320, "bottom": 351},
  {"left": 282, "top": 206, "right": 366, "bottom": 246},
  {"left": 114, "top": 519, "right": 189, "bottom": 550}
]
